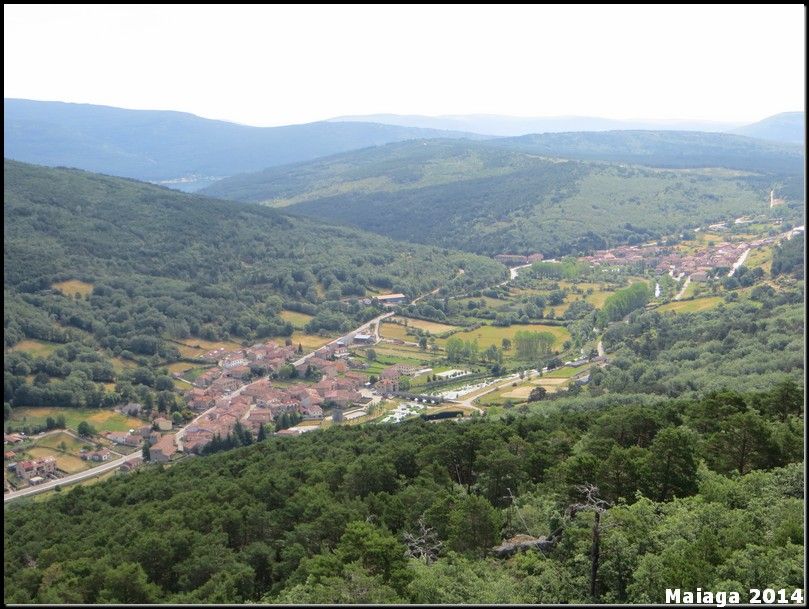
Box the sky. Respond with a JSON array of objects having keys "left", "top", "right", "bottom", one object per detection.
[{"left": 3, "top": 4, "right": 805, "bottom": 127}]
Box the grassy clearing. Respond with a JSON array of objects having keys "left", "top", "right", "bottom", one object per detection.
[
  {"left": 34, "top": 431, "right": 87, "bottom": 452},
  {"left": 173, "top": 337, "right": 244, "bottom": 358},
  {"left": 657, "top": 297, "right": 723, "bottom": 314},
  {"left": 165, "top": 362, "right": 196, "bottom": 374},
  {"left": 110, "top": 357, "right": 137, "bottom": 372},
  {"left": 284, "top": 332, "right": 334, "bottom": 351},
  {"left": 543, "top": 366, "right": 581, "bottom": 378},
  {"left": 439, "top": 323, "right": 570, "bottom": 352},
  {"left": 26, "top": 446, "right": 91, "bottom": 474},
  {"left": 380, "top": 323, "right": 415, "bottom": 342},
  {"left": 279, "top": 310, "right": 314, "bottom": 328},
  {"left": 52, "top": 279, "right": 94, "bottom": 297},
  {"left": 390, "top": 317, "right": 459, "bottom": 334},
  {"left": 10, "top": 339, "right": 60, "bottom": 358},
  {"left": 10, "top": 407, "right": 144, "bottom": 434}
]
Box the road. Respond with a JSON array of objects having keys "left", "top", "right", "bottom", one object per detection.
[
  {"left": 498, "top": 264, "right": 532, "bottom": 287},
  {"left": 673, "top": 275, "right": 691, "bottom": 301},
  {"left": 728, "top": 249, "right": 750, "bottom": 277},
  {"left": 291, "top": 311, "right": 394, "bottom": 368}
]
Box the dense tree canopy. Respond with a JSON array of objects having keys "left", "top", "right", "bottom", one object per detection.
[{"left": 4, "top": 384, "right": 803, "bottom": 603}]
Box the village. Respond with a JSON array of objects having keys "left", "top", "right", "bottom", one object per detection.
[
  {"left": 5, "top": 218, "right": 802, "bottom": 499},
  {"left": 580, "top": 222, "right": 803, "bottom": 282}
]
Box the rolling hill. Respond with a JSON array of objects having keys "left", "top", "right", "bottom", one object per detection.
[
  {"left": 3, "top": 99, "right": 482, "bottom": 190},
  {"left": 203, "top": 135, "right": 804, "bottom": 257},
  {"left": 4, "top": 160, "right": 505, "bottom": 353},
  {"left": 732, "top": 111, "right": 805, "bottom": 144}
]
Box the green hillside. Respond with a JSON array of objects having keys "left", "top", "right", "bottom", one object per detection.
[
  {"left": 4, "top": 160, "right": 505, "bottom": 354},
  {"left": 203, "top": 137, "right": 803, "bottom": 257},
  {"left": 4, "top": 383, "right": 803, "bottom": 603}
]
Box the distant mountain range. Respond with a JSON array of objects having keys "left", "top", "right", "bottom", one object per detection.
[
  {"left": 328, "top": 113, "right": 745, "bottom": 137},
  {"left": 4, "top": 99, "right": 803, "bottom": 196},
  {"left": 329, "top": 112, "right": 805, "bottom": 144},
  {"left": 731, "top": 111, "right": 805, "bottom": 144},
  {"left": 3, "top": 99, "right": 483, "bottom": 190}
]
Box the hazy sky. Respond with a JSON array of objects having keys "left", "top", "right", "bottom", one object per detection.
[{"left": 4, "top": 4, "right": 804, "bottom": 127}]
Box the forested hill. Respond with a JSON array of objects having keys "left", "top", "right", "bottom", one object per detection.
[
  {"left": 4, "top": 383, "right": 803, "bottom": 603},
  {"left": 487, "top": 129, "right": 805, "bottom": 174},
  {"left": 203, "top": 137, "right": 804, "bottom": 257},
  {"left": 3, "top": 160, "right": 505, "bottom": 351},
  {"left": 3, "top": 99, "right": 482, "bottom": 189}
]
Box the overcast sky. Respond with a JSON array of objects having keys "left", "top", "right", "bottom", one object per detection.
[{"left": 4, "top": 4, "right": 804, "bottom": 127}]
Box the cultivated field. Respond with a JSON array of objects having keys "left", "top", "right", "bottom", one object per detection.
[
  {"left": 380, "top": 323, "right": 416, "bottom": 342},
  {"left": 440, "top": 323, "right": 571, "bottom": 352},
  {"left": 657, "top": 297, "right": 723, "bottom": 314},
  {"left": 52, "top": 279, "right": 94, "bottom": 297},
  {"left": 390, "top": 317, "right": 459, "bottom": 334}
]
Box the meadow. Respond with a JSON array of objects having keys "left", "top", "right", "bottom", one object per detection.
[
  {"left": 10, "top": 407, "right": 144, "bottom": 434},
  {"left": 657, "top": 296, "right": 723, "bottom": 314}
]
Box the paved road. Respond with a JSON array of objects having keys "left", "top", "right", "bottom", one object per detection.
[{"left": 291, "top": 311, "right": 394, "bottom": 368}]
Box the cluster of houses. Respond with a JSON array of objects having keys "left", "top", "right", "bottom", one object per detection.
[
  {"left": 494, "top": 253, "right": 544, "bottom": 266},
  {"left": 177, "top": 340, "right": 372, "bottom": 453},
  {"left": 581, "top": 238, "right": 767, "bottom": 280}
]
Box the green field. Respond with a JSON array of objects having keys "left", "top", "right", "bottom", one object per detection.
[
  {"left": 380, "top": 322, "right": 416, "bottom": 342},
  {"left": 284, "top": 331, "right": 335, "bottom": 351},
  {"left": 391, "top": 317, "right": 460, "bottom": 334},
  {"left": 10, "top": 407, "right": 144, "bottom": 434},
  {"left": 657, "top": 297, "right": 723, "bottom": 314},
  {"left": 279, "top": 310, "right": 315, "bottom": 329},
  {"left": 543, "top": 365, "right": 583, "bottom": 378},
  {"left": 438, "top": 323, "right": 571, "bottom": 353},
  {"left": 34, "top": 431, "right": 87, "bottom": 452},
  {"left": 9, "top": 339, "right": 60, "bottom": 358}
]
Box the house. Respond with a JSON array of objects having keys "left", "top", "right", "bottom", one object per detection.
[
  {"left": 120, "top": 457, "right": 143, "bottom": 472},
  {"left": 106, "top": 432, "right": 140, "bottom": 447},
  {"left": 222, "top": 356, "right": 249, "bottom": 369},
  {"left": 353, "top": 333, "right": 374, "bottom": 345},
  {"left": 82, "top": 448, "right": 111, "bottom": 462},
  {"left": 4, "top": 451, "right": 17, "bottom": 460},
  {"left": 154, "top": 417, "right": 173, "bottom": 432},
  {"left": 4, "top": 433, "right": 24, "bottom": 444},
  {"left": 150, "top": 434, "right": 177, "bottom": 462},
  {"left": 376, "top": 293, "right": 407, "bottom": 306},
  {"left": 379, "top": 378, "right": 399, "bottom": 393},
  {"left": 225, "top": 365, "right": 251, "bottom": 379},
  {"left": 15, "top": 457, "right": 56, "bottom": 481}
]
